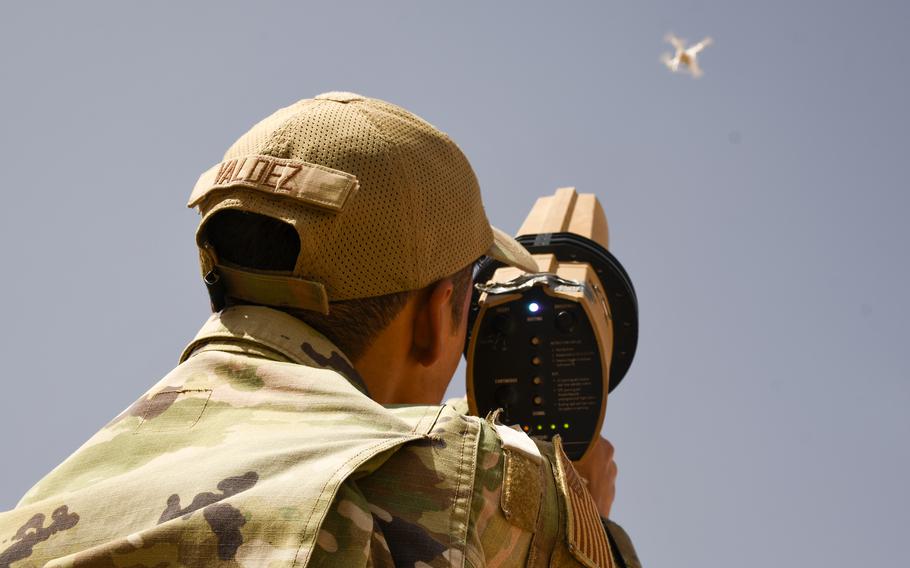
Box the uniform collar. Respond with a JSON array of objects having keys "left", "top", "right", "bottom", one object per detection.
[{"left": 180, "top": 305, "right": 370, "bottom": 397}]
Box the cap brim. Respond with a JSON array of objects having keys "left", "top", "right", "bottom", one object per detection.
[{"left": 486, "top": 226, "right": 539, "bottom": 273}]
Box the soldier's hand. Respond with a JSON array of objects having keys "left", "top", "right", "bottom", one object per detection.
[{"left": 572, "top": 436, "right": 617, "bottom": 519}]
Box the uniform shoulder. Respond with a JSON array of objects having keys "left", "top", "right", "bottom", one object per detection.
[{"left": 371, "top": 401, "right": 642, "bottom": 567}]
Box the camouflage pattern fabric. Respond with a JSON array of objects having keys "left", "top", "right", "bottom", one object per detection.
[{"left": 0, "top": 306, "right": 640, "bottom": 567}]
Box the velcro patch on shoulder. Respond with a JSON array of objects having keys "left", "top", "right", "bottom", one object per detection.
[
  {"left": 500, "top": 447, "right": 542, "bottom": 532},
  {"left": 188, "top": 155, "right": 359, "bottom": 212},
  {"left": 494, "top": 422, "right": 544, "bottom": 532},
  {"left": 552, "top": 436, "right": 614, "bottom": 568}
]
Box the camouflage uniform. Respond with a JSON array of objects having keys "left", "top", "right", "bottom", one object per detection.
[{"left": 0, "top": 306, "right": 640, "bottom": 567}]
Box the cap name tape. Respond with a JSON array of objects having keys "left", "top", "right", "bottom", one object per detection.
[{"left": 188, "top": 155, "right": 359, "bottom": 211}]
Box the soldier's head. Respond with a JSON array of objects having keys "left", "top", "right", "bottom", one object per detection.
[{"left": 188, "top": 92, "right": 536, "bottom": 402}]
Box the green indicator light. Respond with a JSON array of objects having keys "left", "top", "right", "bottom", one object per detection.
[
  {"left": 536, "top": 425, "right": 543, "bottom": 431},
  {"left": 563, "top": 423, "right": 570, "bottom": 429},
  {"left": 550, "top": 424, "right": 556, "bottom": 430}
]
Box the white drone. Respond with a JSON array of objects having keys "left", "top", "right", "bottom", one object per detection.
[{"left": 661, "top": 33, "right": 713, "bottom": 78}]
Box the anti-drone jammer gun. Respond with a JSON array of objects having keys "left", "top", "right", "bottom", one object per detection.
[{"left": 465, "top": 188, "right": 639, "bottom": 461}]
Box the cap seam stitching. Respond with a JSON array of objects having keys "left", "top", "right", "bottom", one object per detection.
[
  {"left": 259, "top": 105, "right": 303, "bottom": 158},
  {"left": 349, "top": 102, "right": 421, "bottom": 286}
]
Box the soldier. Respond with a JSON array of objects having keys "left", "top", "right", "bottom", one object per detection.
[{"left": 0, "top": 92, "right": 641, "bottom": 567}]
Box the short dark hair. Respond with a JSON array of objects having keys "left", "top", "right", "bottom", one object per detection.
[{"left": 203, "top": 210, "right": 474, "bottom": 361}]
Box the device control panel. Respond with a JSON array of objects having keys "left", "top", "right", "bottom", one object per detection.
[{"left": 469, "top": 285, "right": 604, "bottom": 460}]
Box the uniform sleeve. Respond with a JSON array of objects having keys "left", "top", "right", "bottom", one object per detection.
[
  {"left": 465, "top": 420, "right": 642, "bottom": 568},
  {"left": 603, "top": 519, "right": 643, "bottom": 568},
  {"left": 463, "top": 420, "right": 534, "bottom": 567}
]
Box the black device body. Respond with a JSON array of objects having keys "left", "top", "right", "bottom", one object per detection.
[{"left": 465, "top": 232, "right": 638, "bottom": 460}]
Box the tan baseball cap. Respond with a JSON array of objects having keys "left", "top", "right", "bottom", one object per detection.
[{"left": 188, "top": 92, "right": 537, "bottom": 314}]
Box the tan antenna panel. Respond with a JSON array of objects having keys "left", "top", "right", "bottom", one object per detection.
[{"left": 516, "top": 187, "right": 609, "bottom": 250}]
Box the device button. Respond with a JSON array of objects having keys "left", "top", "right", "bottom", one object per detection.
[
  {"left": 495, "top": 385, "right": 520, "bottom": 407},
  {"left": 555, "top": 310, "right": 576, "bottom": 332},
  {"left": 531, "top": 355, "right": 542, "bottom": 366},
  {"left": 533, "top": 395, "right": 544, "bottom": 405},
  {"left": 493, "top": 314, "right": 514, "bottom": 334}
]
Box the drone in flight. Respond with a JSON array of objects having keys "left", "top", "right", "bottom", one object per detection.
[{"left": 661, "top": 33, "right": 713, "bottom": 78}]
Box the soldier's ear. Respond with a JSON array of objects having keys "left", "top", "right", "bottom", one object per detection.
[{"left": 410, "top": 279, "right": 455, "bottom": 367}]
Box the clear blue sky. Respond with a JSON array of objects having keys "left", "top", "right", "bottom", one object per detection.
[{"left": 1, "top": 2, "right": 907, "bottom": 566}]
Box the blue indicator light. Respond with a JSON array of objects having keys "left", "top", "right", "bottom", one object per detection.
[{"left": 528, "top": 302, "right": 540, "bottom": 313}]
